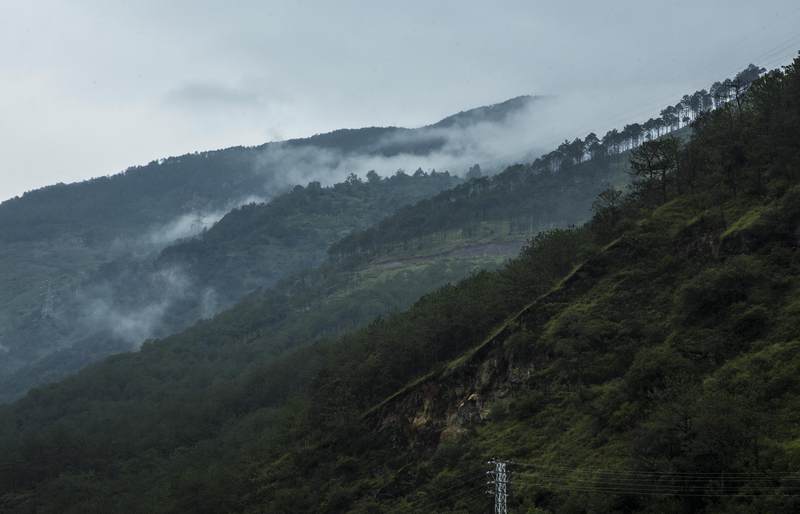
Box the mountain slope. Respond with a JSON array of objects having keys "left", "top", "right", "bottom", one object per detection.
[
  {"left": 0, "top": 95, "right": 542, "bottom": 402},
  {"left": 0, "top": 58, "right": 792, "bottom": 513},
  {"left": 0, "top": 172, "right": 461, "bottom": 402},
  {"left": 0, "top": 95, "right": 540, "bottom": 244},
  {"left": 244, "top": 57, "right": 800, "bottom": 513},
  {"left": 156, "top": 171, "right": 460, "bottom": 304},
  {"left": 328, "top": 155, "right": 631, "bottom": 258}
]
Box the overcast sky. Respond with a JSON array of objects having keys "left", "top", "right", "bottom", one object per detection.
[{"left": 1, "top": 0, "right": 799, "bottom": 201}]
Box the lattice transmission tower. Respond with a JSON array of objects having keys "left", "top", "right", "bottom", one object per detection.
[{"left": 487, "top": 459, "right": 509, "bottom": 514}]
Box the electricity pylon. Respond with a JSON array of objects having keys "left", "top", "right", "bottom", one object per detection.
[{"left": 487, "top": 459, "right": 508, "bottom": 514}]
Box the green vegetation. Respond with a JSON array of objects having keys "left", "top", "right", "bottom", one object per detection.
[
  {"left": 0, "top": 94, "right": 537, "bottom": 401},
  {"left": 157, "top": 171, "right": 462, "bottom": 305},
  {"left": 0, "top": 172, "right": 461, "bottom": 402},
  {"left": 1, "top": 57, "right": 798, "bottom": 513},
  {"left": 328, "top": 156, "right": 631, "bottom": 257}
]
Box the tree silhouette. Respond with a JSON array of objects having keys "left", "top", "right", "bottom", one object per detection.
[{"left": 630, "top": 137, "right": 680, "bottom": 204}]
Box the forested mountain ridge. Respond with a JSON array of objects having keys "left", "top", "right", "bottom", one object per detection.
[
  {"left": 0, "top": 95, "right": 544, "bottom": 402},
  {"left": 327, "top": 62, "right": 764, "bottom": 257},
  {"left": 0, "top": 54, "right": 794, "bottom": 514},
  {"left": 0, "top": 94, "right": 538, "bottom": 244},
  {"left": 0, "top": 172, "right": 460, "bottom": 403},
  {"left": 155, "top": 170, "right": 461, "bottom": 307},
  {"left": 0, "top": 69, "right": 741, "bottom": 401},
  {"left": 328, "top": 156, "right": 632, "bottom": 258}
]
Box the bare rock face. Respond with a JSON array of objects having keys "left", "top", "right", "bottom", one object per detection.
[
  {"left": 456, "top": 393, "right": 483, "bottom": 425},
  {"left": 440, "top": 393, "right": 482, "bottom": 442},
  {"left": 372, "top": 338, "right": 516, "bottom": 448},
  {"left": 410, "top": 385, "right": 437, "bottom": 429}
]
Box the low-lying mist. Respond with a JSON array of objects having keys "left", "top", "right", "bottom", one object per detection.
[
  {"left": 246, "top": 91, "right": 649, "bottom": 188},
  {"left": 250, "top": 96, "right": 551, "bottom": 185},
  {"left": 76, "top": 266, "right": 197, "bottom": 348}
]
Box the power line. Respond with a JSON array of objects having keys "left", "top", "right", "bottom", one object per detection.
[
  {"left": 510, "top": 471, "right": 799, "bottom": 491},
  {"left": 474, "top": 460, "right": 800, "bottom": 501},
  {"left": 408, "top": 488, "right": 486, "bottom": 513},
  {"left": 508, "top": 459, "right": 800, "bottom": 477},
  {"left": 508, "top": 477, "right": 800, "bottom": 498},
  {"left": 405, "top": 479, "right": 488, "bottom": 513},
  {"left": 560, "top": 23, "right": 800, "bottom": 143},
  {"left": 401, "top": 473, "right": 487, "bottom": 512}
]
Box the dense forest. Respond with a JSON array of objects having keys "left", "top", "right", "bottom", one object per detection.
[
  {"left": 0, "top": 94, "right": 542, "bottom": 403},
  {"left": 0, "top": 53, "right": 795, "bottom": 513},
  {"left": 328, "top": 157, "right": 630, "bottom": 257},
  {"left": 0, "top": 171, "right": 461, "bottom": 403},
  {"left": 157, "top": 170, "right": 461, "bottom": 304}
]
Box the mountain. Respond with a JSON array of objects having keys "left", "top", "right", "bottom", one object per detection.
[
  {"left": 0, "top": 95, "right": 540, "bottom": 244},
  {"left": 0, "top": 57, "right": 796, "bottom": 513},
  {"left": 0, "top": 172, "right": 462, "bottom": 402},
  {"left": 221, "top": 58, "right": 800, "bottom": 513},
  {"left": 0, "top": 96, "right": 543, "bottom": 402},
  {"left": 0, "top": 56, "right": 791, "bottom": 513},
  {"left": 429, "top": 95, "right": 535, "bottom": 129}
]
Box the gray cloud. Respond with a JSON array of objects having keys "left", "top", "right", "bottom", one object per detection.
[
  {"left": 76, "top": 266, "right": 195, "bottom": 348},
  {"left": 105, "top": 193, "right": 268, "bottom": 259},
  {"left": 247, "top": 91, "right": 679, "bottom": 188},
  {"left": 1, "top": 0, "right": 799, "bottom": 200},
  {"left": 164, "top": 81, "right": 262, "bottom": 110}
]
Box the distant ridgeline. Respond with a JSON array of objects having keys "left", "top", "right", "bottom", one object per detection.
[
  {"left": 0, "top": 95, "right": 536, "bottom": 244},
  {"left": 329, "top": 64, "right": 766, "bottom": 258}
]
